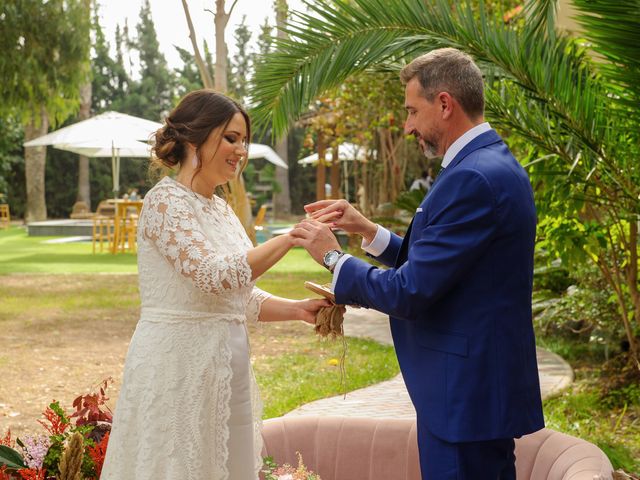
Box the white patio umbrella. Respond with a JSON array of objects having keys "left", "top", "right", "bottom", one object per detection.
[
  {"left": 23, "top": 111, "right": 160, "bottom": 148},
  {"left": 24, "top": 111, "right": 161, "bottom": 195},
  {"left": 54, "top": 138, "right": 152, "bottom": 194},
  {"left": 298, "top": 142, "right": 371, "bottom": 202},
  {"left": 248, "top": 143, "right": 288, "bottom": 169},
  {"left": 297, "top": 142, "right": 369, "bottom": 166}
]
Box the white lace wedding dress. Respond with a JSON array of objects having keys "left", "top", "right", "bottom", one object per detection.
[{"left": 101, "top": 176, "right": 270, "bottom": 480}]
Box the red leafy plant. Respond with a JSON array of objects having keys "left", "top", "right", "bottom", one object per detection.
[{"left": 0, "top": 378, "right": 114, "bottom": 480}]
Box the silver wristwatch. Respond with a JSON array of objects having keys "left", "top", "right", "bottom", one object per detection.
[{"left": 322, "top": 249, "right": 344, "bottom": 272}]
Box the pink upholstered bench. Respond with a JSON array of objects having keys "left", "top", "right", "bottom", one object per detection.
[{"left": 262, "top": 416, "right": 613, "bottom": 479}]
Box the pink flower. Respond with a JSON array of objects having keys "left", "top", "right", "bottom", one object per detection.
[{"left": 20, "top": 435, "right": 51, "bottom": 470}]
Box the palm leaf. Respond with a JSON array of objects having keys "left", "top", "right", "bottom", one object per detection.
[
  {"left": 252, "top": 0, "right": 603, "bottom": 142},
  {"left": 523, "top": 0, "right": 558, "bottom": 40},
  {"left": 572, "top": 0, "right": 640, "bottom": 118},
  {"left": 250, "top": 0, "right": 638, "bottom": 203},
  {"left": 251, "top": 0, "right": 429, "bottom": 135}
]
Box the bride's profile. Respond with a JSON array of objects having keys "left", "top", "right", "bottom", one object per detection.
[{"left": 100, "top": 89, "right": 330, "bottom": 480}]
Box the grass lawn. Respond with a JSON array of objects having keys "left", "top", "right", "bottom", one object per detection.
[
  {"left": 0, "top": 226, "right": 138, "bottom": 274},
  {"left": 0, "top": 227, "right": 399, "bottom": 438}
]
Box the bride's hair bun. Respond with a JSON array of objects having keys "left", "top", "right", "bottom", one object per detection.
[{"left": 152, "top": 119, "right": 186, "bottom": 169}]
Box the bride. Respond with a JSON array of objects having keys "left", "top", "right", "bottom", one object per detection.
[{"left": 100, "top": 90, "right": 330, "bottom": 480}]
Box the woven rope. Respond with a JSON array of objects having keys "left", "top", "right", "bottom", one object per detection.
[{"left": 313, "top": 287, "right": 348, "bottom": 397}]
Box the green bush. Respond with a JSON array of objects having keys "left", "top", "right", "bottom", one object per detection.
[
  {"left": 534, "top": 262, "right": 622, "bottom": 358},
  {"left": 602, "top": 381, "right": 640, "bottom": 410},
  {"left": 533, "top": 249, "right": 573, "bottom": 294}
]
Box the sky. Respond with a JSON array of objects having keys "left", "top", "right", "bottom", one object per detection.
[{"left": 98, "top": 0, "right": 307, "bottom": 72}]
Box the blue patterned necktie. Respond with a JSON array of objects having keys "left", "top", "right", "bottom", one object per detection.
[{"left": 428, "top": 166, "right": 445, "bottom": 192}]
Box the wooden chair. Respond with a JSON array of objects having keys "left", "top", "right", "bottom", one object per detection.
[
  {"left": 118, "top": 213, "right": 139, "bottom": 253},
  {"left": 254, "top": 204, "right": 268, "bottom": 232},
  {"left": 69, "top": 201, "right": 94, "bottom": 219},
  {"left": 92, "top": 215, "right": 114, "bottom": 253},
  {"left": 0, "top": 204, "right": 10, "bottom": 229},
  {"left": 91, "top": 200, "right": 117, "bottom": 253},
  {"left": 96, "top": 200, "right": 116, "bottom": 218},
  {"left": 113, "top": 201, "right": 143, "bottom": 253}
]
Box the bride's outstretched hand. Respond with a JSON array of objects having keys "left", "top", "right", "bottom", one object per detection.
[
  {"left": 304, "top": 199, "right": 377, "bottom": 243},
  {"left": 296, "top": 298, "right": 333, "bottom": 325}
]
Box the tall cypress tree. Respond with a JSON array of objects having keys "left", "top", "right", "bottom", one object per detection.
[
  {"left": 120, "top": 0, "right": 174, "bottom": 121},
  {"left": 229, "top": 15, "right": 252, "bottom": 103},
  {"left": 255, "top": 19, "right": 273, "bottom": 60},
  {"left": 87, "top": 6, "right": 132, "bottom": 207},
  {"left": 174, "top": 46, "right": 204, "bottom": 97},
  {"left": 92, "top": 6, "right": 129, "bottom": 113}
]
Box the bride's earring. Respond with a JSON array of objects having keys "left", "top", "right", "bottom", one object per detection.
[{"left": 192, "top": 154, "right": 199, "bottom": 168}]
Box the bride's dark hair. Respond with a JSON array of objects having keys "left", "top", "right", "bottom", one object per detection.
[{"left": 151, "top": 89, "right": 251, "bottom": 177}]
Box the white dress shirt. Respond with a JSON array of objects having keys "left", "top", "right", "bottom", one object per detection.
[{"left": 330, "top": 122, "right": 492, "bottom": 292}]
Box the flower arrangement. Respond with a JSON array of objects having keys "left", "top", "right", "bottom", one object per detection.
[
  {"left": 262, "top": 452, "right": 322, "bottom": 480},
  {"left": 0, "top": 379, "right": 113, "bottom": 480}
]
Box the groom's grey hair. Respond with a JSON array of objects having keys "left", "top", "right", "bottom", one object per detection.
[{"left": 400, "top": 48, "right": 484, "bottom": 120}]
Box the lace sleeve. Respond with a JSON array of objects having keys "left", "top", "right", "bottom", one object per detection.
[
  {"left": 141, "top": 185, "right": 253, "bottom": 295},
  {"left": 245, "top": 287, "right": 272, "bottom": 324}
]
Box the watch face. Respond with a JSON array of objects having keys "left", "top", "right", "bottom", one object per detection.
[{"left": 324, "top": 250, "right": 339, "bottom": 267}]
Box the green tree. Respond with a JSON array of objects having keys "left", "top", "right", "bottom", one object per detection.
[
  {"left": 0, "top": 117, "right": 25, "bottom": 216},
  {"left": 229, "top": 15, "right": 252, "bottom": 103},
  {"left": 120, "top": 0, "right": 174, "bottom": 121},
  {"left": 251, "top": 0, "right": 640, "bottom": 368},
  {"left": 92, "top": 7, "right": 130, "bottom": 113},
  {"left": 85, "top": 10, "right": 137, "bottom": 209},
  {"left": 255, "top": 18, "right": 274, "bottom": 61},
  {"left": 0, "top": 0, "right": 91, "bottom": 221},
  {"left": 174, "top": 46, "right": 206, "bottom": 97}
]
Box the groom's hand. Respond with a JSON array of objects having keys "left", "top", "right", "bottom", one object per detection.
[
  {"left": 290, "top": 219, "right": 341, "bottom": 266},
  {"left": 304, "top": 199, "right": 377, "bottom": 243}
]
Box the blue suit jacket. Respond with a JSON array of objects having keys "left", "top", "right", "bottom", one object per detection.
[{"left": 335, "top": 130, "right": 545, "bottom": 443}]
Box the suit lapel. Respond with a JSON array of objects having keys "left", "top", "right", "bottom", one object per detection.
[{"left": 395, "top": 218, "right": 414, "bottom": 267}]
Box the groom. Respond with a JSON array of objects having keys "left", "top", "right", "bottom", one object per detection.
[{"left": 291, "top": 47, "right": 544, "bottom": 479}]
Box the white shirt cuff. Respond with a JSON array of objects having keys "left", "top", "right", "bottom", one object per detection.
[
  {"left": 331, "top": 253, "right": 352, "bottom": 293},
  {"left": 361, "top": 225, "right": 391, "bottom": 257}
]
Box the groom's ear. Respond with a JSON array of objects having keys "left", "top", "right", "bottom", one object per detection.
[{"left": 437, "top": 92, "right": 454, "bottom": 120}]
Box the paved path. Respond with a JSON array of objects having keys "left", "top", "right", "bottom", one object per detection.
[{"left": 287, "top": 307, "right": 573, "bottom": 418}]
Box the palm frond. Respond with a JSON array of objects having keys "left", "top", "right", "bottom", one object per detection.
[
  {"left": 251, "top": 0, "right": 429, "bottom": 135},
  {"left": 250, "top": 0, "right": 638, "bottom": 203},
  {"left": 252, "top": 0, "right": 602, "bottom": 147},
  {"left": 523, "top": 0, "right": 558, "bottom": 40},
  {"left": 573, "top": 0, "right": 640, "bottom": 117}
]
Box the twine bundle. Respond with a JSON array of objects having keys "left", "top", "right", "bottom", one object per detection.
[
  {"left": 58, "top": 431, "right": 84, "bottom": 480},
  {"left": 314, "top": 304, "right": 345, "bottom": 338},
  {"left": 312, "top": 286, "right": 348, "bottom": 397}
]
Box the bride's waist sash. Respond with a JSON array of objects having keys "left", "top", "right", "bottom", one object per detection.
[{"left": 140, "top": 307, "right": 246, "bottom": 325}]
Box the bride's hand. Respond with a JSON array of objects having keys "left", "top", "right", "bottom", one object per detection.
[{"left": 295, "top": 298, "right": 333, "bottom": 325}]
